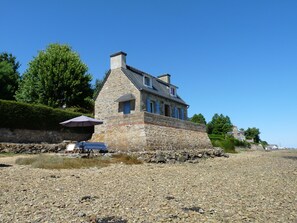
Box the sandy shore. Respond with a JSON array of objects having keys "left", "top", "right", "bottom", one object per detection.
[{"left": 0, "top": 150, "right": 296, "bottom": 223}]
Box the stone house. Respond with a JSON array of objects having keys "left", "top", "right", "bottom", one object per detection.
[
  {"left": 228, "top": 126, "right": 246, "bottom": 141},
  {"left": 92, "top": 52, "right": 212, "bottom": 151}
]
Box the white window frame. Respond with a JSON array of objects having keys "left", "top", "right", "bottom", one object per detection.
[
  {"left": 150, "top": 101, "right": 155, "bottom": 113},
  {"left": 143, "top": 75, "right": 152, "bottom": 88},
  {"left": 170, "top": 86, "right": 177, "bottom": 97}
]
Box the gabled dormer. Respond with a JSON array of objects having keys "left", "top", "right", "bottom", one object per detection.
[
  {"left": 143, "top": 75, "right": 152, "bottom": 88},
  {"left": 169, "top": 86, "right": 177, "bottom": 97}
]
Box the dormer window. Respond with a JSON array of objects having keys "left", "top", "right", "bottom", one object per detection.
[
  {"left": 170, "top": 87, "right": 177, "bottom": 97},
  {"left": 143, "top": 75, "right": 152, "bottom": 88}
]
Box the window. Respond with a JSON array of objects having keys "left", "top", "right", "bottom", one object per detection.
[
  {"left": 176, "top": 108, "right": 180, "bottom": 119},
  {"left": 118, "top": 100, "right": 135, "bottom": 114},
  {"left": 178, "top": 108, "right": 183, "bottom": 119},
  {"left": 146, "top": 98, "right": 160, "bottom": 114},
  {"left": 123, "top": 101, "right": 131, "bottom": 114},
  {"left": 170, "top": 87, "right": 177, "bottom": 97},
  {"left": 143, "top": 75, "right": 152, "bottom": 88},
  {"left": 150, "top": 101, "right": 155, "bottom": 113}
]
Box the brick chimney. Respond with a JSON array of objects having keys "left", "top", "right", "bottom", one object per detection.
[
  {"left": 157, "top": 74, "right": 171, "bottom": 84},
  {"left": 110, "top": 51, "right": 127, "bottom": 69}
]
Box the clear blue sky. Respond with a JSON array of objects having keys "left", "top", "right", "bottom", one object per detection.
[{"left": 1, "top": 0, "right": 297, "bottom": 147}]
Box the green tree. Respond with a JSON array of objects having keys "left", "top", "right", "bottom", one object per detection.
[
  {"left": 93, "top": 71, "right": 109, "bottom": 100},
  {"left": 207, "top": 113, "right": 233, "bottom": 135},
  {"left": 0, "top": 52, "right": 20, "bottom": 100},
  {"left": 245, "top": 127, "right": 261, "bottom": 143},
  {"left": 16, "top": 44, "right": 92, "bottom": 108},
  {"left": 190, "top": 113, "right": 206, "bottom": 125}
]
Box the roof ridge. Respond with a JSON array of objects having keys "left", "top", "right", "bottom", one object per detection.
[
  {"left": 126, "top": 65, "right": 178, "bottom": 88},
  {"left": 126, "top": 65, "right": 154, "bottom": 77}
]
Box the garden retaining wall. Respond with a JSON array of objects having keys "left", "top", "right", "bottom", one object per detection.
[
  {"left": 92, "top": 112, "right": 213, "bottom": 151},
  {"left": 0, "top": 128, "right": 91, "bottom": 144}
]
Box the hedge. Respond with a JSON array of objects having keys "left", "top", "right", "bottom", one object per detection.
[{"left": 0, "top": 100, "right": 93, "bottom": 133}]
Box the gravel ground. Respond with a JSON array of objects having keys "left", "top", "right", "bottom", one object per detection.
[{"left": 0, "top": 150, "right": 296, "bottom": 223}]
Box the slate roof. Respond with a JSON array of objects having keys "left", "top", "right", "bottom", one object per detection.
[
  {"left": 121, "top": 65, "right": 188, "bottom": 106},
  {"left": 115, "top": 93, "right": 136, "bottom": 102}
]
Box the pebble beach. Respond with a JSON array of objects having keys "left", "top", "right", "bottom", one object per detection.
[{"left": 0, "top": 150, "right": 296, "bottom": 223}]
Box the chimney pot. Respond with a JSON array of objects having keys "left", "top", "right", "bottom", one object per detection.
[{"left": 110, "top": 51, "right": 127, "bottom": 69}]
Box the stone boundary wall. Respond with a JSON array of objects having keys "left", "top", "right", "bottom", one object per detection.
[
  {"left": 0, "top": 142, "right": 66, "bottom": 153},
  {"left": 102, "top": 112, "right": 206, "bottom": 131},
  {"left": 144, "top": 124, "right": 212, "bottom": 151},
  {"left": 0, "top": 128, "right": 92, "bottom": 144},
  {"left": 92, "top": 112, "right": 213, "bottom": 151},
  {"left": 143, "top": 112, "right": 206, "bottom": 132}
]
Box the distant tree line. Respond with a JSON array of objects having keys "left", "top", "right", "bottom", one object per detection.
[
  {"left": 0, "top": 44, "right": 105, "bottom": 113},
  {"left": 190, "top": 113, "right": 265, "bottom": 152}
]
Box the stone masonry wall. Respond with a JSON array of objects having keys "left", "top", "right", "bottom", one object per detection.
[
  {"left": 92, "top": 113, "right": 147, "bottom": 151},
  {"left": 0, "top": 128, "right": 91, "bottom": 144},
  {"left": 92, "top": 112, "right": 212, "bottom": 151},
  {"left": 144, "top": 112, "right": 212, "bottom": 150},
  {"left": 94, "top": 68, "right": 141, "bottom": 137}
]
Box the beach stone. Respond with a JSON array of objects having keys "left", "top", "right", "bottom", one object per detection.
[
  {"left": 155, "top": 153, "right": 166, "bottom": 163},
  {"left": 1, "top": 150, "right": 296, "bottom": 223}
]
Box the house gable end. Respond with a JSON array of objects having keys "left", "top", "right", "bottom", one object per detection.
[{"left": 94, "top": 68, "right": 141, "bottom": 121}]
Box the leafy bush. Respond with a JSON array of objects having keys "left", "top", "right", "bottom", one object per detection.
[
  {"left": 208, "top": 134, "right": 225, "bottom": 141},
  {"left": 0, "top": 99, "right": 92, "bottom": 133},
  {"left": 220, "top": 139, "right": 236, "bottom": 153},
  {"left": 64, "top": 106, "right": 92, "bottom": 115},
  {"left": 233, "top": 139, "right": 251, "bottom": 148},
  {"left": 209, "top": 134, "right": 252, "bottom": 153},
  {"left": 209, "top": 134, "right": 236, "bottom": 153}
]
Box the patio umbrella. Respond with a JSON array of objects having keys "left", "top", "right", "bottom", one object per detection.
[{"left": 60, "top": 115, "right": 103, "bottom": 127}]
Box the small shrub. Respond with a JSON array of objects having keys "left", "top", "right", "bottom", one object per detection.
[
  {"left": 209, "top": 135, "right": 237, "bottom": 153},
  {"left": 220, "top": 139, "right": 236, "bottom": 153},
  {"left": 234, "top": 139, "right": 251, "bottom": 148}
]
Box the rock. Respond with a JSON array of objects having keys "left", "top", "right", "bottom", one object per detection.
[
  {"left": 80, "top": 195, "right": 92, "bottom": 202},
  {"left": 182, "top": 206, "right": 205, "bottom": 214},
  {"left": 198, "top": 208, "right": 205, "bottom": 214},
  {"left": 177, "top": 155, "right": 187, "bottom": 162},
  {"left": 77, "top": 212, "right": 86, "bottom": 217},
  {"left": 155, "top": 153, "right": 166, "bottom": 163},
  {"left": 49, "top": 175, "right": 59, "bottom": 178},
  {"left": 165, "top": 196, "right": 175, "bottom": 200},
  {"left": 224, "top": 153, "right": 230, "bottom": 158}
]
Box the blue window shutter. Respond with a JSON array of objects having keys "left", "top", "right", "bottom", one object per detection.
[
  {"left": 172, "top": 107, "right": 176, "bottom": 118},
  {"left": 146, "top": 98, "right": 151, "bottom": 112},
  {"left": 181, "top": 108, "right": 184, "bottom": 120},
  {"left": 175, "top": 107, "right": 178, "bottom": 118},
  {"left": 123, "top": 101, "right": 131, "bottom": 114},
  {"left": 156, "top": 101, "right": 160, "bottom": 114}
]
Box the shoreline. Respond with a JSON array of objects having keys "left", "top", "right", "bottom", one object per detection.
[{"left": 0, "top": 150, "right": 296, "bottom": 222}]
